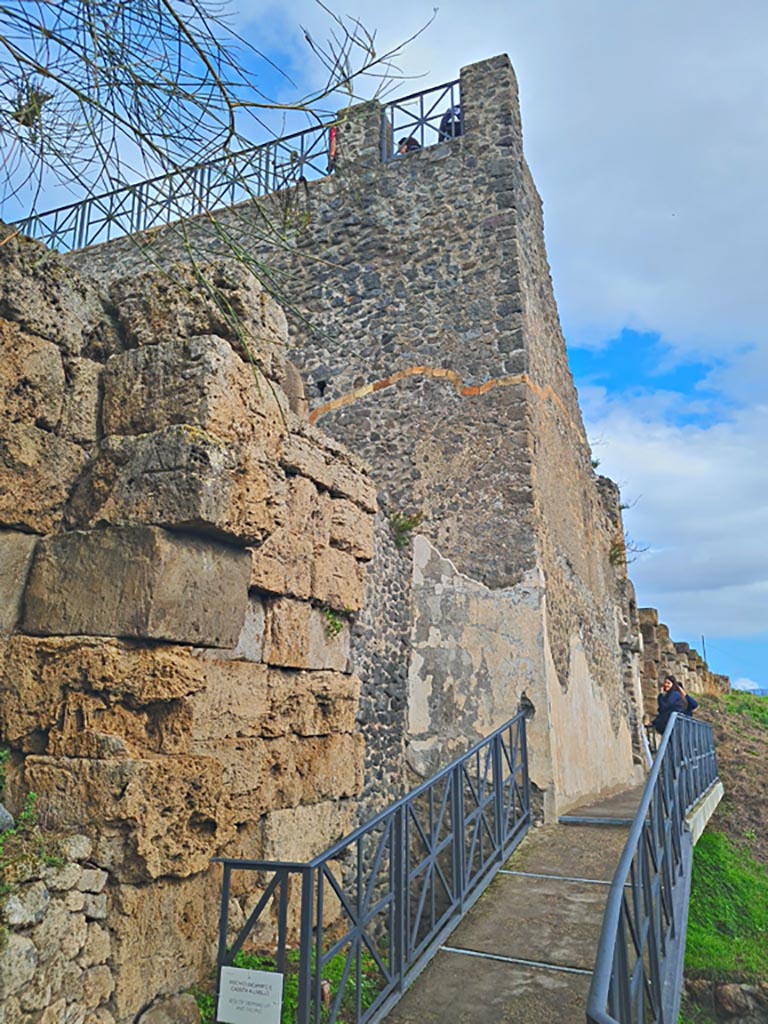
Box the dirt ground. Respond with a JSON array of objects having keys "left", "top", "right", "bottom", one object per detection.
[{"left": 694, "top": 693, "right": 768, "bottom": 866}]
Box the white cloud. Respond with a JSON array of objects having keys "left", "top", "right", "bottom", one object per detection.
[
  {"left": 732, "top": 677, "right": 760, "bottom": 690},
  {"left": 581, "top": 386, "right": 768, "bottom": 638}
]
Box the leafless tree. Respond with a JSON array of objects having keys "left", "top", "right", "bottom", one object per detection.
[{"left": 0, "top": 0, "right": 420, "bottom": 216}]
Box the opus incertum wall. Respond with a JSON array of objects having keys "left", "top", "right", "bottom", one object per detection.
[{"left": 70, "top": 55, "right": 646, "bottom": 820}]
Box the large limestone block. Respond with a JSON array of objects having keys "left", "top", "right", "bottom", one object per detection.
[
  {"left": 263, "top": 597, "right": 350, "bottom": 671},
  {"left": 0, "top": 636, "right": 209, "bottom": 750},
  {"left": 0, "top": 530, "right": 39, "bottom": 634},
  {"left": 187, "top": 662, "right": 359, "bottom": 742},
  {"left": 280, "top": 431, "right": 377, "bottom": 512},
  {"left": 107, "top": 260, "right": 288, "bottom": 379},
  {"left": 192, "top": 593, "right": 266, "bottom": 662},
  {"left": 23, "top": 526, "right": 250, "bottom": 647},
  {"left": 0, "top": 226, "right": 117, "bottom": 358},
  {"left": 259, "top": 800, "right": 356, "bottom": 861},
  {"left": 248, "top": 475, "right": 317, "bottom": 597},
  {"left": 0, "top": 319, "right": 65, "bottom": 429},
  {"left": 329, "top": 498, "right": 375, "bottom": 561},
  {"left": 45, "top": 690, "right": 191, "bottom": 758},
  {"left": 60, "top": 356, "right": 102, "bottom": 445},
  {"left": 10, "top": 755, "right": 235, "bottom": 882},
  {"left": 0, "top": 422, "right": 87, "bottom": 533},
  {"left": 102, "top": 334, "right": 287, "bottom": 456},
  {"left": 65, "top": 426, "right": 286, "bottom": 545},
  {"left": 192, "top": 733, "right": 364, "bottom": 819},
  {"left": 312, "top": 546, "right": 366, "bottom": 611},
  {"left": 109, "top": 871, "right": 219, "bottom": 1021}
]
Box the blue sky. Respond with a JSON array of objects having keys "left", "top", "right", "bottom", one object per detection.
[{"left": 4, "top": 1, "right": 766, "bottom": 689}]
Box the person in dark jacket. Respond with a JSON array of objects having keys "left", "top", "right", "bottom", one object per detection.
[{"left": 652, "top": 675, "right": 686, "bottom": 733}]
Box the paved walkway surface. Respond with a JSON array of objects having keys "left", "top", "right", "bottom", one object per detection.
[{"left": 383, "top": 786, "right": 644, "bottom": 1024}]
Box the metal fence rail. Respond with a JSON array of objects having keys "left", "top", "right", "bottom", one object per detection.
[
  {"left": 15, "top": 121, "right": 334, "bottom": 252},
  {"left": 214, "top": 713, "right": 529, "bottom": 1024},
  {"left": 381, "top": 80, "right": 462, "bottom": 161},
  {"left": 15, "top": 78, "right": 464, "bottom": 252},
  {"left": 586, "top": 714, "right": 719, "bottom": 1024}
]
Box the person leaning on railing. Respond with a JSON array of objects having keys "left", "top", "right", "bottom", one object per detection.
[{"left": 652, "top": 674, "right": 698, "bottom": 734}]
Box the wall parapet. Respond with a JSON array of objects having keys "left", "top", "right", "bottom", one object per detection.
[{"left": 638, "top": 607, "right": 730, "bottom": 714}]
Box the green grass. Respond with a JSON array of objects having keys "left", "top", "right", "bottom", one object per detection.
[
  {"left": 685, "top": 831, "right": 768, "bottom": 982},
  {"left": 196, "top": 946, "right": 383, "bottom": 1024},
  {"left": 721, "top": 691, "right": 768, "bottom": 729}
]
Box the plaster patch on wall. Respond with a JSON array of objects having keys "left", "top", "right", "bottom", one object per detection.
[
  {"left": 408, "top": 536, "right": 551, "bottom": 785},
  {"left": 548, "top": 634, "right": 642, "bottom": 815}
]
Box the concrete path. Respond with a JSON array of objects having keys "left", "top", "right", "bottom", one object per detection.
[{"left": 383, "top": 787, "right": 644, "bottom": 1024}]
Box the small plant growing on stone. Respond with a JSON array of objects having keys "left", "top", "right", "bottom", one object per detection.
[
  {"left": 323, "top": 607, "right": 344, "bottom": 638},
  {"left": 390, "top": 510, "right": 423, "bottom": 549}
]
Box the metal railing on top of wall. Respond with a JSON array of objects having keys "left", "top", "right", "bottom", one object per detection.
[
  {"left": 213, "top": 712, "right": 529, "bottom": 1024},
  {"left": 14, "top": 120, "right": 334, "bottom": 253},
  {"left": 380, "top": 80, "right": 462, "bottom": 161},
  {"left": 586, "top": 713, "right": 719, "bottom": 1024},
  {"left": 13, "top": 78, "right": 464, "bottom": 251}
]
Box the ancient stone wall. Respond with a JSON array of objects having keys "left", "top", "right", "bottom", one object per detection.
[
  {"left": 0, "top": 834, "right": 115, "bottom": 1023},
  {"left": 70, "top": 54, "right": 646, "bottom": 818},
  {"left": 639, "top": 607, "right": 730, "bottom": 716},
  {"left": 0, "top": 229, "right": 385, "bottom": 1022}
]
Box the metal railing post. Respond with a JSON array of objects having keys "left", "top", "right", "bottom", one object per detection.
[
  {"left": 297, "top": 866, "right": 314, "bottom": 1024},
  {"left": 452, "top": 759, "right": 466, "bottom": 912}
]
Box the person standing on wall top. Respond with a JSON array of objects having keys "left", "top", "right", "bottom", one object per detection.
[{"left": 438, "top": 104, "right": 463, "bottom": 141}]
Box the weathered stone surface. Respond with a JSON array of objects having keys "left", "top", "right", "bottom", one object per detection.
[
  {"left": 10, "top": 756, "right": 235, "bottom": 882},
  {"left": 192, "top": 733, "right": 364, "bottom": 819},
  {"left": 78, "top": 922, "right": 111, "bottom": 968},
  {"left": 0, "top": 933, "right": 37, "bottom": 997},
  {"left": 263, "top": 597, "right": 350, "bottom": 671},
  {"left": 81, "top": 964, "right": 115, "bottom": 1009},
  {"left": 102, "top": 334, "right": 287, "bottom": 456},
  {"left": 78, "top": 867, "right": 109, "bottom": 893},
  {"left": 137, "top": 993, "right": 201, "bottom": 1024},
  {"left": 186, "top": 661, "right": 359, "bottom": 741},
  {"left": 0, "top": 319, "right": 65, "bottom": 429},
  {"left": 259, "top": 800, "right": 356, "bottom": 861},
  {"left": 65, "top": 427, "right": 287, "bottom": 545},
  {"left": 280, "top": 431, "right": 377, "bottom": 512},
  {"left": 1, "top": 879, "right": 50, "bottom": 926},
  {"left": 23, "top": 526, "right": 250, "bottom": 647},
  {"left": 0, "top": 530, "right": 38, "bottom": 634},
  {"left": 60, "top": 356, "right": 102, "bottom": 444},
  {"left": 109, "top": 871, "right": 218, "bottom": 1021},
  {"left": 105, "top": 259, "right": 288, "bottom": 378},
  {"left": 0, "top": 636, "right": 208, "bottom": 748},
  {"left": 59, "top": 834, "right": 93, "bottom": 862},
  {"left": 312, "top": 546, "right": 366, "bottom": 611},
  {"left": 248, "top": 475, "right": 316, "bottom": 598},
  {"left": 0, "top": 227, "right": 116, "bottom": 358},
  {"left": 329, "top": 498, "right": 375, "bottom": 560},
  {"left": 0, "top": 422, "right": 87, "bottom": 533},
  {"left": 33, "top": 901, "right": 88, "bottom": 961},
  {"left": 43, "top": 862, "right": 82, "bottom": 891}
]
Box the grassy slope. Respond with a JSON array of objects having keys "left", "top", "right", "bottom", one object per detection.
[{"left": 680, "top": 692, "right": 768, "bottom": 1021}]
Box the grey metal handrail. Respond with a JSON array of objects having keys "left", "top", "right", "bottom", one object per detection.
[
  {"left": 586, "top": 714, "right": 719, "bottom": 1024},
  {"left": 213, "top": 712, "right": 529, "bottom": 1024}
]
